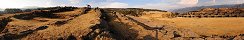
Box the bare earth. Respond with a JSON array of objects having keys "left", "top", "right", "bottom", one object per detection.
[{"left": 136, "top": 16, "right": 244, "bottom": 36}]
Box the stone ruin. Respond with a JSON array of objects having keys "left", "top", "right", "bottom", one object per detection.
[
  {"left": 177, "top": 8, "right": 244, "bottom": 18},
  {"left": 102, "top": 8, "right": 175, "bottom": 18}
]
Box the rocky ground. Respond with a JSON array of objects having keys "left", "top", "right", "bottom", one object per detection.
[{"left": 0, "top": 7, "right": 244, "bottom": 40}]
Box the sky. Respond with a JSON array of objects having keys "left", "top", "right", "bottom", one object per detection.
[{"left": 0, "top": 0, "right": 243, "bottom": 10}]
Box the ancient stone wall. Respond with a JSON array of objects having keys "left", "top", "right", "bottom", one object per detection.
[
  {"left": 142, "top": 11, "right": 176, "bottom": 18},
  {"left": 102, "top": 8, "right": 176, "bottom": 18}
]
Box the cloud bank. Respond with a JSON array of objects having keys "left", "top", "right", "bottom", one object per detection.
[
  {"left": 100, "top": 2, "right": 129, "bottom": 8},
  {"left": 0, "top": 0, "right": 243, "bottom": 10},
  {"left": 178, "top": 0, "right": 198, "bottom": 5},
  {"left": 69, "top": 0, "right": 83, "bottom": 4}
]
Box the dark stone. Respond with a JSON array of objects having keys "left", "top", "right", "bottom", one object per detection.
[
  {"left": 36, "top": 26, "right": 48, "bottom": 30},
  {"left": 67, "top": 35, "right": 76, "bottom": 40}
]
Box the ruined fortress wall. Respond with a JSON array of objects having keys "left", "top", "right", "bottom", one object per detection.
[
  {"left": 102, "top": 8, "right": 177, "bottom": 18},
  {"left": 142, "top": 11, "right": 176, "bottom": 18}
]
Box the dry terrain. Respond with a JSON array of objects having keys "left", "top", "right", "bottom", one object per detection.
[{"left": 0, "top": 7, "right": 244, "bottom": 40}]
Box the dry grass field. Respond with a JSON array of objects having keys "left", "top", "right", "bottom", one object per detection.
[
  {"left": 136, "top": 13, "right": 244, "bottom": 36},
  {"left": 161, "top": 18, "right": 244, "bottom": 36}
]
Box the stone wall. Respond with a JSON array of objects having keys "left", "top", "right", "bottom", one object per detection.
[
  {"left": 142, "top": 11, "right": 176, "bottom": 18},
  {"left": 102, "top": 8, "right": 175, "bottom": 18}
]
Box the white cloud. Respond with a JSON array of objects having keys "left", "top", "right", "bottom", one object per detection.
[
  {"left": 96, "top": 0, "right": 196, "bottom": 10},
  {"left": 69, "top": 0, "right": 82, "bottom": 4},
  {"left": 133, "top": 3, "right": 193, "bottom": 10},
  {"left": 1, "top": 0, "right": 243, "bottom": 9},
  {"left": 199, "top": 0, "right": 244, "bottom": 6},
  {"left": 0, "top": 0, "right": 53, "bottom": 8},
  {"left": 178, "top": 0, "right": 198, "bottom": 5},
  {"left": 130, "top": 0, "right": 199, "bottom": 10},
  {"left": 100, "top": 2, "right": 129, "bottom": 8},
  {"left": 225, "top": 0, "right": 244, "bottom": 4},
  {"left": 134, "top": 3, "right": 165, "bottom": 9}
]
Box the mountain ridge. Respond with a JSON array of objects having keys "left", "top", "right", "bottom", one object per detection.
[{"left": 170, "top": 3, "right": 244, "bottom": 13}]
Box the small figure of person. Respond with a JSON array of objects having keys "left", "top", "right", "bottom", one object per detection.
[
  {"left": 95, "top": 7, "right": 99, "bottom": 10},
  {"left": 84, "top": 4, "right": 92, "bottom": 14},
  {"left": 87, "top": 4, "right": 91, "bottom": 9}
]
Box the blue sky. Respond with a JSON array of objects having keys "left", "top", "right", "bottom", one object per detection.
[{"left": 0, "top": 0, "right": 243, "bottom": 10}]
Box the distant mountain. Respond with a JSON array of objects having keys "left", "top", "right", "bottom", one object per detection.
[
  {"left": 0, "top": 11, "right": 3, "bottom": 13},
  {"left": 20, "top": 6, "right": 42, "bottom": 10},
  {"left": 0, "top": 8, "right": 4, "bottom": 11},
  {"left": 0, "top": 9, "right": 4, "bottom": 14},
  {"left": 23, "top": 6, "right": 41, "bottom": 8},
  {"left": 170, "top": 3, "right": 244, "bottom": 13}
]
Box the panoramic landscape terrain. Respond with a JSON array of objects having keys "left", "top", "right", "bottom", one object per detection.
[
  {"left": 0, "top": 6, "right": 243, "bottom": 40},
  {"left": 1, "top": 0, "right": 244, "bottom": 40}
]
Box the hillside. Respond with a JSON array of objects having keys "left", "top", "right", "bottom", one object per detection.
[
  {"left": 0, "top": 11, "right": 3, "bottom": 14},
  {"left": 0, "top": 9, "right": 4, "bottom": 14},
  {"left": 177, "top": 8, "right": 244, "bottom": 18},
  {"left": 171, "top": 3, "right": 244, "bottom": 13}
]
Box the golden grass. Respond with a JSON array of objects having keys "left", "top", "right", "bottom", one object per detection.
[{"left": 156, "top": 18, "right": 244, "bottom": 36}]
